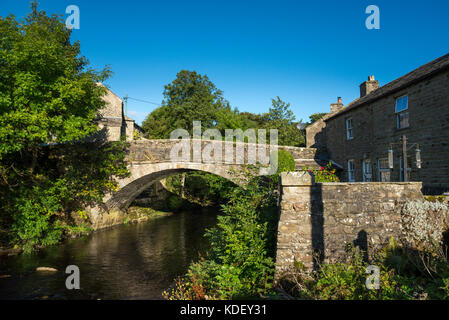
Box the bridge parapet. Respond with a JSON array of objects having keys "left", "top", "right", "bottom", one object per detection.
[{"left": 127, "top": 139, "right": 318, "bottom": 166}]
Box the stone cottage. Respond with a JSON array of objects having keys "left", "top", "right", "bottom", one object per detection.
[
  {"left": 306, "top": 53, "right": 449, "bottom": 194},
  {"left": 97, "top": 83, "right": 144, "bottom": 141}
]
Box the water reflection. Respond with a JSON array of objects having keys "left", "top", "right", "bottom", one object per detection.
[{"left": 0, "top": 209, "right": 217, "bottom": 300}]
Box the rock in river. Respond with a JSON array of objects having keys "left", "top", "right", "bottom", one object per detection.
[{"left": 36, "top": 267, "right": 58, "bottom": 272}]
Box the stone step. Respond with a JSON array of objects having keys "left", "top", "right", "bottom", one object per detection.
[{"left": 294, "top": 159, "right": 322, "bottom": 169}]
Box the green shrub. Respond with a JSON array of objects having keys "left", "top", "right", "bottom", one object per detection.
[
  {"left": 276, "top": 149, "right": 296, "bottom": 173},
  {"left": 165, "top": 168, "right": 277, "bottom": 300},
  {"left": 167, "top": 195, "right": 183, "bottom": 212},
  {"left": 270, "top": 149, "right": 296, "bottom": 184},
  {"left": 165, "top": 172, "right": 236, "bottom": 206},
  {"left": 279, "top": 239, "right": 449, "bottom": 300},
  {"left": 302, "top": 161, "right": 340, "bottom": 182},
  {"left": 11, "top": 186, "right": 64, "bottom": 253}
]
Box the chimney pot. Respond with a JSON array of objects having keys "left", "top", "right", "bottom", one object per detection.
[{"left": 330, "top": 97, "right": 344, "bottom": 113}]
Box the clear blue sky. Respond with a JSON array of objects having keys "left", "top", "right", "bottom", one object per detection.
[{"left": 2, "top": 0, "right": 449, "bottom": 125}]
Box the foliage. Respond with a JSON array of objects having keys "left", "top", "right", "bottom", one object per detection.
[
  {"left": 165, "top": 168, "right": 278, "bottom": 299},
  {"left": 375, "top": 238, "right": 449, "bottom": 300},
  {"left": 302, "top": 162, "right": 340, "bottom": 182},
  {"left": 0, "top": 4, "right": 129, "bottom": 251},
  {"left": 133, "top": 130, "right": 143, "bottom": 140},
  {"left": 10, "top": 185, "right": 65, "bottom": 253},
  {"left": 167, "top": 194, "right": 183, "bottom": 212},
  {"left": 142, "top": 70, "right": 230, "bottom": 138},
  {"left": 214, "top": 107, "right": 255, "bottom": 134},
  {"left": 276, "top": 150, "right": 296, "bottom": 173},
  {"left": 141, "top": 72, "right": 305, "bottom": 147},
  {"left": 278, "top": 239, "right": 449, "bottom": 300},
  {"left": 262, "top": 97, "right": 304, "bottom": 147},
  {"left": 62, "top": 223, "right": 92, "bottom": 238},
  {"left": 308, "top": 113, "right": 327, "bottom": 124},
  {"left": 166, "top": 172, "right": 236, "bottom": 206},
  {"left": 424, "top": 195, "right": 447, "bottom": 203},
  {"left": 270, "top": 149, "right": 296, "bottom": 183},
  {"left": 312, "top": 247, "right": 416, "bottom": 300}
]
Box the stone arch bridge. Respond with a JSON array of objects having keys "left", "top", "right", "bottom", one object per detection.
[
  {"left": 87, "top": 139, "right": 438, "bottom": 275},
  {"left": 88, "top": 139, "right": 323, "bottom": 229}
]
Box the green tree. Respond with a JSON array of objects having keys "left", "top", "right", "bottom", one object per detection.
[
  {"left": 308, "top": 112, "right": 327, "bottom": 124},
  {"left": 263, "top": 97, "right": 304, "bottom": 147},
  {"left": 0, "top": 3, "right": 129, "bottom": 251},
  {"left": 142, "top": 70, "right": 229, "bottom": 138}
]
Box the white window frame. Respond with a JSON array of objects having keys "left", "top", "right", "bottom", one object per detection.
[
  {"left": 378, "top": 158, "right": 391, "bottom": 182},
  {"left": 347, "top": 160, "right": 355, "bottom": 182},
  {"left": 395, "top": 95, "right": 409, "bottom": 129},
  {"left": 362, "top": 159, "right": 372, "bottom": 182},
  {"left": 395, "top": 95, "right": 408, "bottom": 113},
  {"left": 346, "top": 118, "right": 354, "bottom": 140}
]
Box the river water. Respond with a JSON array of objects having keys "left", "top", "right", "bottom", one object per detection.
[{"left": 0, "top": 209, "right": 218, "bottom": 300}]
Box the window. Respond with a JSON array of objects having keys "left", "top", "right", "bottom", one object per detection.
[
  {"left": 347, "top": 160, "right": 355, "bottom": 182},
  {"left": 346, "top": 118, "right": 354, "bottom": 140},
  {"left": 395, "top": 96, "right": 408, "bottom": 113},
  {"left": 395, "top": 96, "right": 409, "bottom": 129},
  {"left": 362, "top": 159, "right": 372, "bottom": 182},
  {"left": 378, "top": 158, "right": 391, "bottom": 182},
  {"left": 397, "top": 111, "right": 409, "bottom": 129}
]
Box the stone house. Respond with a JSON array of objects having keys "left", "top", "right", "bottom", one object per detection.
[
  {"left": 97, "top": 83, "right": 144, "bottom": 141},
  {"left": 306, "top": 53, "right": 449, "bottom": 194}
]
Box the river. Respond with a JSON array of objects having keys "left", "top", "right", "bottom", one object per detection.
[{"left": 0, "top": 209, "right": 218, "bottom": 300}]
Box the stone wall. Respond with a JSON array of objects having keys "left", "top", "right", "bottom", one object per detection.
[
  {"left": 305, "top": 118, "right": 327, "bottom": 149},
  {"left": 127, "top": 139, "right": 318, "bottom": 167},
  {"left": 124, "top": 119, "right": 135, "bottom": 141},
  {"left": 276, "top": 171, "right": 424, "bottom": 274}
]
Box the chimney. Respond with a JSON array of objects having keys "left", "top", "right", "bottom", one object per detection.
[
  {"left": 359, "top": 75, "right": 379, "bottom": 98},
  {"left": 330, "top": 96, "right": 344, "bottom": 113}
]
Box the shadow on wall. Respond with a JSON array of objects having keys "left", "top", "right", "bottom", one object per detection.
[
  {"left": 84, "top": 126, "right": 108, "bottom": 143},
  {"left": 353, "top": 230, "right": 369, "bottom": 262},
  {"left": 310, "top": 185, "right": 372, "bottom": 268},
  {"left": 311, "top": 183, "right": 324, "bottom": 270}
]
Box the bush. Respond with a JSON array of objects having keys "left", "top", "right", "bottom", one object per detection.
[
  {"left": 165, "top": 167, "right": 278, "bottom": 299},
  {"left": 165, "top": 172, "right": 236, "bottom": 206},
  {"left": 302, "top": 162, "right": 340, "bottom": 182},
  {"left": 11, "top": 186, "right": 64, "bottom": 253},
  {"left": 269, "top": 149, "right": 296, "bottom": 183},
  {"left": 167, "top": 195, "right": 183, "bottom": 212},
  {"left": 276, "top": 149, "right": 296, "bottom": 173},
  {"left": 278, "top": 239, "right": 449, "bottom": 300}
]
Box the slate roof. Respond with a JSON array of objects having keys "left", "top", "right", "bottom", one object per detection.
[{"left": 326, "top": 53, "right": 449, "bottom": 121}]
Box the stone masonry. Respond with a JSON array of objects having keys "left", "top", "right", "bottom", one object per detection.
[
  {"left": 306, "top": 53, "right": 449, "bottom": 194},
  {"left": 88, "top": 140, "right": 323, "bottom": 230},
  {"left": 276, "top": 171, "right": 424, "bottom": 275}
]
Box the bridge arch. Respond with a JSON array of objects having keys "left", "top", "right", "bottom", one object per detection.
[
  {"left": 103, "top": 161, "right": 244, "bottom": 211},
  {"left": 88, "top": 140, "right": 324, "bottom": 230}
]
